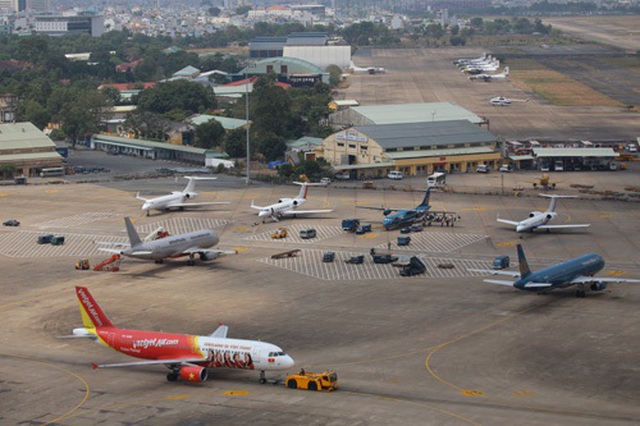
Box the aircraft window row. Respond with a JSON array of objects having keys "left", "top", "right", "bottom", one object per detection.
[{"left": 268, "top": 351, "right": 286, "bottom": 357}]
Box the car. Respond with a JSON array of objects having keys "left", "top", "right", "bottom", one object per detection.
[
  {"left": 387, "top": 171, "right": 404, "bottom": 180},
  {"left": 320, "top": 177, "right": 332, "bottom": 185},
  {"left": 322, "top": 251, "right": 336, "bottom": 263},
  {"left": 400, "top": 227, "right": 412, "bottom": 234},
  {"left": 3, "top": 219, "right": 20, "bottom": 227},
  {"left": 345, "top": 255, "right": 365, "bottom": 264},
  {"left": 409, "top": 223, "right": 423, "bottom": 232},
  {"left": 499, "top": 164, "right": 513, "bottom": 173},
  {"left": 299, "top": 229, "right": 317, "bottom": 239},
  {"left": 50, "top": 235, "right": 65, "bottom": 245},
  {"left": 334, "top": 172, "right": 350, "bottom": 180},
  {"left": 355, "top": 223, "right": 372, "bottom": 235},
  {"left": 475, "top": 164, "right": 490, "bottom": 173},
  {"left": 37, "top": 234, "right": 54, "bottom": 244},
  {"left": 492, "top": 255, "right": 510, "bottom": 270}
]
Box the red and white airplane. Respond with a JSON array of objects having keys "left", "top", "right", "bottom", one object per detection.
[{"left": 67, "top": 286, "right": 295, "bottom": 383}]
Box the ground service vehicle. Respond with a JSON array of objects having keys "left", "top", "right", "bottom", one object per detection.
[
  {"left": 50, "top": 235, "right": 65, "bottom": 245},
  {"left": 427, "top": 172, "right": 446, "bottom": 186},
  {"left": 271, "top": 228, "right": 287, "bottom": 239},
  {"left": 286, "top": 370, "right": 338, "bottom": 391},
  {"left": 345, "top": 255, "right": 365, "bottom": 264},
  {"left": 75, "top": 259, "right": 90, "bottom": 270},
  {"left": 355, "top": 223, "right": 372, "bottom": 234},
  {"left": 493, "top": 255, "right": 510, "bottom": 270},
  {"left": 299, "top": 229, "right": 317, "bottom": 239},
  {"left": 322, "top": 251, "right": 335, "bottom": 263},
  {"left": 397, "top": 236, "right": 411, "bottom": 246},
  {"left": 476, "top": 164, "right": 490, "bottom": 173},
  {"left": 3, "top": 219, "right": 20, "bottom": 227},
  {"left": 409, "top": 223, "right": 423, "bottom": 232},
  {"left": 342, "top": 218, "right": 360, "bottom": 232},
  {"left": 37, "top": 234, "right": 54, "bottom": 244},
  {"left": 373, "top": 254, "right": 399, "bottom": 264},
  {"left": 387, "top": 171, "right": 404, "bottom": 180},
  {"left": 400, "top": 257, "right": 427, "bottom": 276}
]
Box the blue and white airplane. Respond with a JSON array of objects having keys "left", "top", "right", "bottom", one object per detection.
[
  {"left": 469, "top": 244, "right": 640, "bottom": 298},
  {"left": 358, "top": 188, "right": 440, "bottom": 230}
]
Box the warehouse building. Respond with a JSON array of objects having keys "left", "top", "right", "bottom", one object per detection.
[
  {"left": 91, "top": 134, "right": 209, "bottom": 165},
  {"left": 0, "top": 122, "right": 64, "bottom": 178},
  {"left": 319, "top": 120, "right": 500, "bottom": 179},
  {"left": 240, "top": 57, "right": 330, "bottom": 86}
]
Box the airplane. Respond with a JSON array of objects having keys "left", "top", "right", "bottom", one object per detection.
[
  {"left": 490, "top": 96, "right": 530, "bottom": 106},
  {"left": 250, "top": 181, "right": 333, "bottom": 222},
  {"left": 468, "top": 244, "right": 640, "bottom": 297},
  {"left": 460, "top": 59, "right": 500, "bottom": 73},
  {"left": 64, "top": 286, "right": 294, "bottom": 383},
  {"left": 453, "top": 53, "right": 490, "bottom": 66},
  {"left": 99, "top": 217, "right": 236, "bottom": 265},
  {"left": 136, "top": 176, "right": 230, "bottom": 216},
  {"left": 349, "top": 60, "right": 386, "bottom": 74},
  {"left": 357, "top": 188, "right": 455, "bottom": 230},
  {"left": 469, "top": 67, "right": 509, "bottom": 82},
  {"left": 496, "top": 194, "right": 590, "bottom": 233}
]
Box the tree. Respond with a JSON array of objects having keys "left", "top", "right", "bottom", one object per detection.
[
  {"left": 325, "top": 64, "right": 343, "bottom": 87},
  {"left": 137, "top": 80, "right": 216, "bottom": 116},
  {"left": 56, "top": 89, "right": 110, "bottom": 148},
  {"left": 194, "top": 120, "right": 225, "bottom": 149},
  {"left": 125, "top": 110, "right": 171, "bottom": 141},
  {"left": 256, "top": 132, "right": 286, "bottom": 161},
  {"left": 224, "top": 128, "right": 247, "bottom": 158},
  {"left": 251, "top": 75, "right": 292, "bottom": 141},
  {"left": 208, "top": 7, "right": 221, "bottom": 17},
  {"left": 16, "top": 99, "right": 49, "bottom": 129}
]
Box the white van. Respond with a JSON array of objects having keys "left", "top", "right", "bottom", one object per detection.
[
  {"left": 427, "top": 172, "right": 446, "bottom": 186},
  {"left": 387, "top": 171, "right": 404, "bottom": 180}
]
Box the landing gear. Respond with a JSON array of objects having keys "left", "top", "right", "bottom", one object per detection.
[
  {"left": 575, "top": 290, "right": 586, "bottom": 298},
  {"left": 187, "top": 254, "right": 195, "bottom": 266},
  {"left": 155, "top": 259, "right": 164, "bottom": 264},
  {"left": 167, "top": 372, "right": 178, "bottom": 382},
  {"left": 259, "top": 370, "right": 266, "bottom": 384}
]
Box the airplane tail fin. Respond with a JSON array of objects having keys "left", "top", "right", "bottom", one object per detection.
[
  {"left": 183, "top": 176, "right": 197, "bottom": 193},
  {"left": 75, "top": 286, "right": 115, "bottom": 329},
  {"left": 417, "top": 188, "right": 431, "bottom": 209},
  {"left": 124, "top": 217, "right": 142, "bottom": 247},
  {"left": 516, "top": 244, "right": 532, "bottom": 278},
  {"left": 294, "top": 181, "right": 309, "bottom": 199}
]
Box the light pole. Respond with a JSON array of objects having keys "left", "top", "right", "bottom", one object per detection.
[{"left": 245, "top": 71, "right": 250, "bottom": 185}]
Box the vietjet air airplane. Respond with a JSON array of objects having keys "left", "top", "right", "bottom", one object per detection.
[
  {"left": 99, "top": 217, "right": 236, "bottom": 265},
  {"left": 136, "top": 176, "right": 230, "bottom": 216},
  {"left": 66, "top": 286, "right": 295, "bottom": 383},
  {"left": 497, "top": 194, "right": 590, "bottom": 233},
  {"left": 250, "top": 182, "right": 333, "bottom": 222}
]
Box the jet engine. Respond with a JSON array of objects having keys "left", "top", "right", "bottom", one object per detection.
[
  {"left": 184, "top": 192, "right": 198, "bottom": 199},
  {"left": 529, "top": 211, "right": 541, "bottom": 218},
  {"left": 383, "top": 209, "right": 392, "bottom": 216},
  {"left": 546, "top": 213, "right": 553, "bottom": 220},
  {"left": 179, "top": 365, "right": 208, "bottom": 382},
  {"left": 590, "top": 283, "right": 608, "bottom": 292},
  {"left": 200, "top": 252, "right": 220, "bottom": 261},
  {"left": 292, "top": 200, "right": 298, "bottom": 206}
]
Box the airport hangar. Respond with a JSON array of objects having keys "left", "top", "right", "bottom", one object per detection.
[
  {"left": 319, "top": 102, "right": 500, "bottom": 178},
  {"left": 0, "top": 122, "right": 64, "bottom": 177}
]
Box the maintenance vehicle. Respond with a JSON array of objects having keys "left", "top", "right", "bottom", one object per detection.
[
  {"left": 286, "top": 370, "right": 338, "bottom": 391},
  {"left": 397, "top": 236, "right": 411, "bottom": 246},
  {"left": 345, "top": 255, "right": 365, "bottom": 264},
  {"left": 271, "top": 227, "right": 287, "bottom": 239},
  {"left": 37, "top": 234, "right": 54, "bottom": 244},
  {"left": 341, "top": 218, "right": 360, "bottom": 232},
  {"left": 399, "top": 256, "right": 427, "bottom": 276},
  {"left": 75, "top": 259, "right": 90, "bottom": 270},
  {"left": 355, "top": 223, "right": 372, "bottom": 235},
  {"left": 50, "top": 235, "right": 65, "bottom": 245},
  {"left": 372, "top": 254, "right": 399, "bottom": 264}
]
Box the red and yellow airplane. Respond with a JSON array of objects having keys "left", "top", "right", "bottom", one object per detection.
[{"left": 68, "top": 286, "right": 295, "bottom": 383}]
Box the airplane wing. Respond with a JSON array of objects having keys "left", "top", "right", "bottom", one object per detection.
[
  {"left": 483, "top": 279, "right": 516, "bottom": 286},
  {"left": 281, "top": 209, "right": 333, "bottom": 216},
  {"left": 522, "top": 282, "right": 554, "bottom": 288},
  {"left": 537, "top": 224, "right": 591, "bottom": 230},
  {"left": 570, "top": 276, "right": 640, "bottom": 285},
  {"left": 92, "top": 357, "right": 207, "bottom": 369},
  {"left": 98, "top": 248, "right": 123, "bottom": 254},
  {"left": 356, "top": 206, "right": 399, "bottom": 213},
  {"left": 468, "top": 268, "right": 521, "bottom": 277},
  {"left": 250, "top": 201, "right": 264, "bottom": 210},
  {"left": 497, "top": 218, "right": 519, "bottom": 226},
  {"left": 169, "top": 201, "right": 231, "bottom": 207},
  {"left": 183, "top": 248, "right": 238, "bottom": 257},
  {"left": 210, "top": 325, "right": 228, "bottom": 338},
  {"left": 94, "top": 241, "right": 129, "bottom": 248}
]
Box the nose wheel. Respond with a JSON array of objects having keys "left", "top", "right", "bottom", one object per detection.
[{"left": 259, "top": 370, "right": 266, "bottom": 384}]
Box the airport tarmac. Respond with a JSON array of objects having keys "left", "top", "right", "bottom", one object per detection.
[{"left": 1, "top": 176, "right": 639, "bottom": 425}]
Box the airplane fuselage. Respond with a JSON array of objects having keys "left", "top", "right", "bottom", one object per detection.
[
  {"left": 142, "top": 192, "right": 189, "bottom": 212},
  {"left": 86, "top": 327, "right": 293, "bottom": 372},
  {"left": 516, "top": 212, "right": 556, "bottom": 232},
  {"left": 383, "top": 209, "right": 425, "bottom": 230},
  {"left": 515, "top": 253, "right": 605, "bottom": 292},
  {"left": 257, "top": 198, "right": 304, "bottom": 218},
  {"left": 122, "top": 229, "right": 218, "bottom": 260}
]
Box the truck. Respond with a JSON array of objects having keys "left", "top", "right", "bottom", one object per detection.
[
  {"left": 341, "top": 218, "right": 360, "bottom": 232},
  {"left": 372, "top": 254, "right": 399, "bottom": 264},
  {"left": 355, "top": 223, "right": 372, "bottom": 234},
  {"left": 50, "top": 235, "right": 65, "bottom": 245},
  {"left": 286, "top": 370, "right": 338, "bottom": 391},
  {"left": 492, "top": 255, "right": 510, "bottom": 270},
  {"left": 399, "top": 256, "right": 427, "bottom": 276},
  {"left": 271, "top": 228, "right": 287, "bottom": 239}
]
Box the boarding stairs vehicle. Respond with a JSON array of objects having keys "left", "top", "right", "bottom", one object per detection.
[{"left": 93, "top": 254, "right": 122, "bottom": 272}]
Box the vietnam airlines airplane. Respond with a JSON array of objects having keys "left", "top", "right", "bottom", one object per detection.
[
  {"left": 469, "top": 244, "right": 640, "bottom": 298},
  {"left": 136, "top": 176, "right": 230, "bottom": 216},
  {"left": 65, "top": 286, "right": 294, "bottom": 383},
  {"left": 250, "top": 182, "right": 333, "bottom": 222},
  {"left": 100, "top": 217, "right": 236, "bottom": 265},
  {"left": 497, "top": 194, "right": 590, "bottom": 233}
]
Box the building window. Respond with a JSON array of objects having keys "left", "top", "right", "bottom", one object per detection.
[
  {"left": 337, "top": 142, "right": 344, "bottom": 147},
  {"left": 349, "top": 144, "right": 356, "bottom": 149},
  {"left": 360, "top": 145, "right": 368, "bottom": 151},
  {"left": 281, "top": 65, "right": 288, "bottom": 74},
  {"left": 266, "top": 65, "right": 273, "bottom": 73}
]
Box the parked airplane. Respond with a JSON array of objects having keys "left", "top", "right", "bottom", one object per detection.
[
  {"left": 460, "top": 59, "right": 500, "bottom": 73},
  {"left": 490, "top": 96, "right": 530, "bottom": 106},
  {"left": 136, "top": 176, "right": 230, "bottom": 216},
  {"left": 497, "top": 194, "right": 590, "bottom": 233},
  {"left": 64, "top": 286, "right": 294, "bottom": 383},
  {"left": 349, "top": 60, "right": 386, "bottom": 74},
  {"left": 468, "top": 244, "right": 640, "bottom": 297},
  {"left": 100, "top": 217, "right": 236, "bottom": 265},
  {"left": 250, "top": 182, "right": 333, "bottom": 222},
  {"left": 358, "top": 188, "right": 454, "bottom": 230},
  {"left": 469, "top": 67, "right": 509, "bottom": 82},
  {"left": 454, "top": 53, "right": 490, "bottom": 66}
]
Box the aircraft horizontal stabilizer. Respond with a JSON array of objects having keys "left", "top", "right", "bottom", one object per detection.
[
  {"left": 98, "top": 248, "right": 123, "bottom": 254},
  {"left": 497, "top": 217, "right": 520, "bottom": 226},
  {"left": 483, "top": 279, "right": 515, "bottom": 286},
  {"left": 250, "top": 201, "right": 264, "bottom": 210},
  {"left": 210, "top": 325, "right": 229, "bottom": 338},
  {"left": 92, "top": 357, "right": 207, "bottom": 369},
  {"left": 468, "top": 268, "right": 521, "bottom": 277},
  {"left": 537, "top": 224, "right": 591, "bottom": 229}
]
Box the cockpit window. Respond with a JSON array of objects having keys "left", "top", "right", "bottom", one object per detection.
[{"left": 268, "top": 351, "right": 287, "bottom": 357}]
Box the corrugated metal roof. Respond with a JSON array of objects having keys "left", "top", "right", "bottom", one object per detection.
[
  {"left": 188, "top": 114, "right": 250, "bottom": 130},
  {"left": 384, "top": 146, "right": 496, "bottom": 159},
  {"left": 533, "top": 147, "right": 618, "bottom": 158},
  {"left": 335, "top": 162, "right": 394, "bottom": 170},
  {"left": 0, "top": 152, "right": 63, "bottom": 162},
  {"left": 287, "top": 136, "right": 323, "bottom": 148},
  {"left": 350, "top": 102, "right": 483, "bottom": 125},
  {"left": 353, "top": 120, "right": 496, "bottom": 149},
  {"left": 0, "top": 122, "right": 56, "bottom": 151},
  {"left": 93, "top": 135, "right": 207, "bottom": 154},
  {"left": 508, "top": 155, "right": 535, "bottom": 161}
]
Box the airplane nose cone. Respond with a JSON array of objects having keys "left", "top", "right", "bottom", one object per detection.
[
  {"left": 258, "top": 210, "right": 269, "bottom": 217},
  {"left": 283, "top": 355, "right": 295, "bottom": 368}
]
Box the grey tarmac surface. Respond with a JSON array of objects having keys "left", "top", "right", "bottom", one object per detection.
[{"left": 1, "top": 166, "right": 639, "bottom": 425}]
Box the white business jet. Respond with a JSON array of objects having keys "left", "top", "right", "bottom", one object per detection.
[
  {"left": 136, "top": 176, "right": 230, "bottom": 216},
  {"left": 497, "top": 194, "right": 590, "bottom": 233},
  {"left": 251, "top": 182, "right": 333, "bottom": 222}
]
